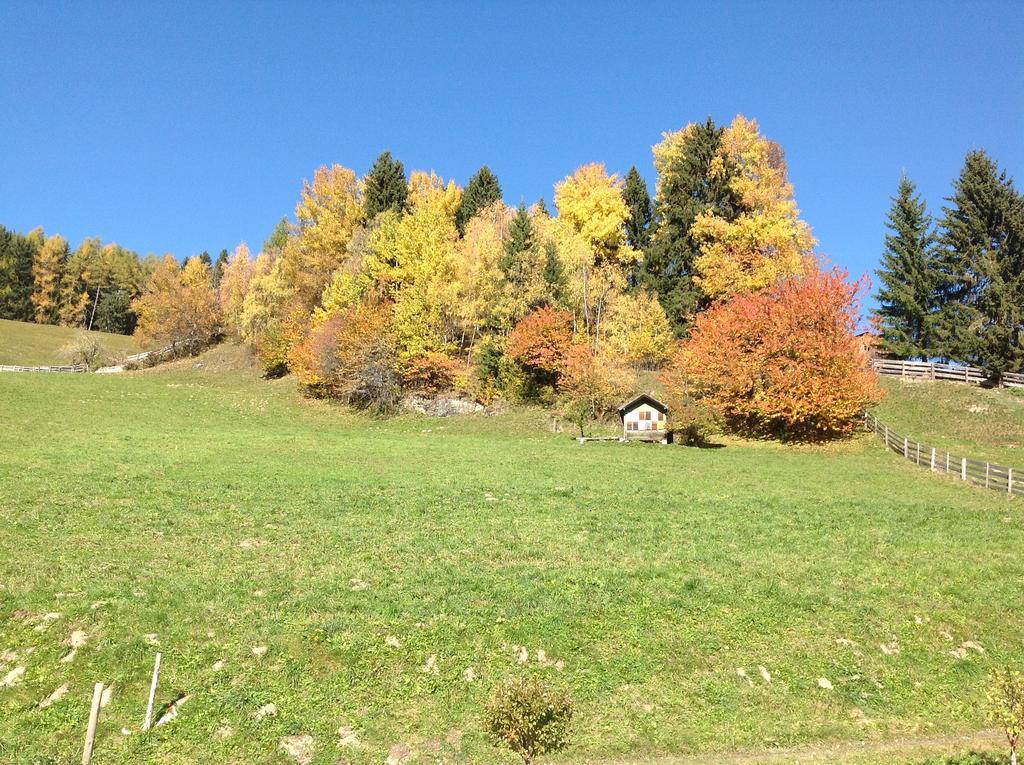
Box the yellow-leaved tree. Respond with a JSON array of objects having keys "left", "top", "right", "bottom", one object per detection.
[
  {"left": 692, "top": 115, "right": 816, "bottom": 299},
  {"left": 31, "top": 233, "right": 69, "bottom": 325},
  {"left": 456, "top": 200, "right": 511, "bottom": 346},
  {"left": 238, "top": 254, "right": 299, "bottom": 375},
  {"left": 602, "top": 289, "right": 674, "bottom": 369},
  {"left": 217, "top": 243, "right": 254, "bottom": 339},
  {"left": 280, "top": 165, "right": 364, "bottom": 311},
  {"left": 365, "top": 172, "right": 463, "bottom": 360},
  {"left": 553, "top": 163, "right": 639, "bottom": 344}
]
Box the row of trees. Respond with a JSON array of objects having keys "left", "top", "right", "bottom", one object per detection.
[
  {"left": 21, "top": 113, "right": 875, "bottom": 439},
  {"left": 0, "top": 224, "right": 232, "bottom": 336},
  {"left": 875, "top": 150, "right": 1024, "bottom": 373}
]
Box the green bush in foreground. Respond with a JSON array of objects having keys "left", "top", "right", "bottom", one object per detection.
[{"left": 485, "top": 677, "right": 573, "bottom": 765}]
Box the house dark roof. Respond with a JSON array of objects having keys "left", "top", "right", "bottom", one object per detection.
[{"left": 617, "top": 394, "right": 669, "bottom": 415}]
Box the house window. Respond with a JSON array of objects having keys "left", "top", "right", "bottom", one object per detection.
[{"left": 640, "top": 410, "right": 650, "bottom": 421}]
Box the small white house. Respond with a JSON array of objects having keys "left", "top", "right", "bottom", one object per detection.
[{"left": 618, "top": 394, "right": 670, "bottom": 443}]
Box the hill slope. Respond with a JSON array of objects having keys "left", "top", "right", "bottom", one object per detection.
[
  {"left": 873, "top": 377, "right": 1024, "bottom": 467},
  {"left": 0, "top": 318, "right": 139, "bottom": 366},
  {"left": 0, "top": 350, "right": 1017, "bottom": 764}
]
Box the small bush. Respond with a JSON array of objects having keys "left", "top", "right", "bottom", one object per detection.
[
  {"left": 61, "top": 333, "right": 110, "bottom": 371},
  {"left": 485, "top": 676, "right": 573, "bottom": 765},
  {"left": 988, "top": 667, "right": 1024, "bottom": 765}
]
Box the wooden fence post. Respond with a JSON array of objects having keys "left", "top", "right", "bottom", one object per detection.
[
  {"left": 1010, "top": 468, "right": 1015, "bottom": 495},
  {"left": 985, "top": 463, "right": 990, "bottom": 489},
  {"left": 82, "top": 682, "right": 103, "bottom": 765},
  {"left": 916, "top": 442, "right": 921, "bottom": 465},
  {"left": 961, "top": 457, "right": 967, "bottom": 481},
  {"left": 931, "top": 448, "right": 936, "bottom": 472},
  {"left": 904, "top": 437, "right": 909, "bottom": 459}
]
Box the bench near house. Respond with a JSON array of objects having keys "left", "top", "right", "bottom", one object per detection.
[{"left": 618, "top": 394, "right": 670, "bottom": 444}]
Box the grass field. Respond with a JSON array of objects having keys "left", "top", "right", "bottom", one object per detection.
[
  {"left": 0, "top": 318, "right": 139, "bottom": 366},
  {"left": 0, "top": 344, "right": 1020, "bottom": 765},
  {"left": 874, "top": 378, "right": 1024, "bottom": 468}
]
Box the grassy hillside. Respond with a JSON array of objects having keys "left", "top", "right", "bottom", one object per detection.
[
  {"left": 0, "top": 349, "right": 1017, "bottom": 764},
  {"left": 0, "top": 318, "right": 139, "bottom": 366},
  {"left": 874, "top": 378, "right": 1024, "bottom": 467}
]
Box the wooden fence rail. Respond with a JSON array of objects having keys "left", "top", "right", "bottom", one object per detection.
[
  {"left": 872, "top": 358, "right": 1024, "bottom": 388},
  {"left": 864, "top": 412, "right": 1022, "bottom": 497},
  {"left": 0, "top": 363, "right": 86, "bottom": 373}
]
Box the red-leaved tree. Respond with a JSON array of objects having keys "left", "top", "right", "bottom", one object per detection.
[
  {"left": 666, "top": 268, "right": 882, "bottom": 439},
  {"left": 507, "top": 306, "right": 574, "bottom": 386}
]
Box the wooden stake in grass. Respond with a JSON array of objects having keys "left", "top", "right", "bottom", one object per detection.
[
  {"left": 143, "top": 652, "right": 162, "bottom": 731},
  {"left": 82, "top": 682, "right": 103, "bottom": 765}
]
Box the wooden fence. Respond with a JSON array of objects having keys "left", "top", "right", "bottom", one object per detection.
[
  {"left": 865, "top": 411, "right": 1022, "bottom": 497},
  {"left": 873, "top": 358, "right": 1024, "bottom": 388},
  {"left": 0, "top": 363, "right": 86, "bottom": 373},
  {"left": 0, "top": 343, "right": 180, "bottom": 375}
]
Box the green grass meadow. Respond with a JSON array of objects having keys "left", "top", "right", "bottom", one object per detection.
[{"left": 0, "top": 343, "right": 1021, "bottom": 764}]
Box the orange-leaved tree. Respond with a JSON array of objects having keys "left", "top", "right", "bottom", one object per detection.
[
  {"left": 506, "top": 306, "right": 574, "bottom": 386},
  {"left": 668, "top": 267, "right": 881, "bottom": 439},
  {"left": 133, "top": 255, "right": 221, "bottom": 353},
  {"left": 288, "top": 298, "right": 401, "bottom": 412}
]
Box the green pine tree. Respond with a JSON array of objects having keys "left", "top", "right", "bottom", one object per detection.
[
  {"left": 0, "top": 225, "right": 38, "bottom": 321},
  {"left": 264, "top": 218, "right": 290, "bottom": 254},
  {"left": 933, "top": 150, "right": 1024, "bottom": 372},
  {"left": 535, "top": 197, "right": 550, "bottom": 216},
  {"left": 364, "top": 151, "right": 408, "bottom": 219},
  {"left": 213, "top": 249, "right": 229, "bottom": 288},
  {"left": 501, "top": 203, "right": 534, "bottom": 278},
  {"left": 622, "top": 166, "right": 652, "bottom": 251},
  {"left": 456, "top": 166, "right": 502, "bottom": 236},
  {"left": 643, "top": 117, "right": 743, "bottom": 334},
  {"left": 874, "top": 175, "right": 937, "bottom": 360},
  {"left": 542, "top": 240, "right": 565, "bottom": 304},
  {"left": 198, "top": 251, "right": 212, "bottom": 268}
]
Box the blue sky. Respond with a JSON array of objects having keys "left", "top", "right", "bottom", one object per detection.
[{"left": 2, "top": 1, "right": 1022, "bottom": 295}]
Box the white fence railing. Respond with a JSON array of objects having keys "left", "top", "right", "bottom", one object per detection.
[
  {"left": 873, "top": 359, "right": 1024, "bottom": 389},
  {"left": 0, "top": 363, "right": 86, "bottom": 373},
  {"left": 865, "top": 412, "right": 1022, "bottom": 497}
]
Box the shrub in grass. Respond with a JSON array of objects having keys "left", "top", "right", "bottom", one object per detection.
[
  {"left": 485, "top": 676, "right": 572, "bottom": 765},
  {"left": 988, "top": 667, "right": 1024, "bottom": 765},
  {"left": 921, "top": 753, "right": 1007, "bottom": 764},
  {"left": 61, "top": 333, "right": 110, "bottom": 371}
]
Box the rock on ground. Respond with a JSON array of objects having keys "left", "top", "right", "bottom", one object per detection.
[{"left": 279, "top": 734, "right": 315, "bottom": 764}]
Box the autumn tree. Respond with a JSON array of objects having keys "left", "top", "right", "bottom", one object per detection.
[
  {"left": 363, "top": 151, "right": 408, "bottom": 219},
  {"left": 507, "top": 306, "right": 574, "bottom": 386},
  {"left": 602, "top": 289, "right": 674, "bottom": 369},
  {"left": 133, "top": 255, "right": 221, "bottom": 353},
  {"left": 31, "top": 233, "right": 69, "bottom": 324},
  {"left": 281, "top": 164, "right": 364, "bottom": 310},
  {"left": 676, "top": 268, "right": 881, "bottom": 439},
  {"left": 644, "top": 118, "right": 741, "bottom": 331},
  {"left": 456, "top": 166, "right": 502, "bottom": 236},
  {"left": 691, "top": 115, "right": 815, "bottom": 300},
  {"left": 874, "top": 175, "right": 938, "bottom": 360},
  {"left": 622, "top": 166, "right": 652, "bottom": 252},
  {"left": 558, "top": 343, "right": 632, "bottom": 437},
  {"left": 288, "top": 297, "right": 401, "bottom": 412},
  {"left": 457, "top": 200, "right": 510, "bottom": 343},
  {"left": 264, "top": 217, "right": 290, "bottom": 254},
  {"left": 218, "top": 243, "right": 255, "bottom": 339},
  {"left": 554, "top": 163, "right": 639, "bottom": 344},
  {"left": 366, "top": 171, "right": 462, "bottom": 359},
  {"left": 239, "top": 255, "right": 298, "bottom": 375}
]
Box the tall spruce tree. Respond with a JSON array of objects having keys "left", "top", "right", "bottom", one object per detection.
[
  {"left": 933, "top": 150, "right": 1024, "bottom": 372},
  {"left": 502, "top": 203, "right": 534, "bottom": 278},
  {"left": 622, "top": 166, "right": 653, "bottom": 251},
  {"left": 363, "top": 151, "right": 408, "bottom": 219},
  {"left": 0, "top": 225, "right": 38, "bottom": 321},
  {"left": 212, "top": 248, "right": 229, "bottom": 288},
  {"left": 456, "top": 166, "right": 502, "bottom": 235},
  {"left": 643, "top": 118, "right": 743, "bottom": 334},
  {"left": 874, "top": 175, "right": 937, "bottom": 360}
]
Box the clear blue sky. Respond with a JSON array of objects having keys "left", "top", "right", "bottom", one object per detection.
[{"left": 2, "top": 1, "right": 1022, "bottom": 293}]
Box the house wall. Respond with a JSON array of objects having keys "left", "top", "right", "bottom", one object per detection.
[{"left": 623, "top": 403, "right": 666, "bottom": 434}]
